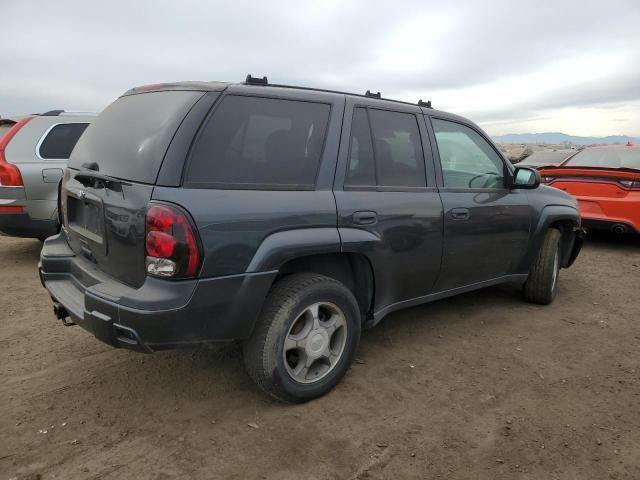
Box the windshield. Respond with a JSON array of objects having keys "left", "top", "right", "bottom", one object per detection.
[
  {"left": 68, "top": 91, "right": 202, "bottom": 183},
  {"left": 564, "top": 147, "right": 640, "bottom": 170}
]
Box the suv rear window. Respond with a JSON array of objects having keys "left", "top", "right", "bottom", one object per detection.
[
  {"left": 186, "top": 95, "right": 330, "bottom": 189},
  {"left": 68, "top": 91, "right": 202, "bottom": 183},
  {"left": 38, "top": 123, "right": 89, "bottom": 159}
]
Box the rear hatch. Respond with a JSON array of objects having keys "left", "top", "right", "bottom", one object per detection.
[{"left": 62, "top": 90, "right": 203, "bottom": 287}]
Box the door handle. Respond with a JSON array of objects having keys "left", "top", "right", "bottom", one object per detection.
[
  {"left": 450, "top": 208, "right": 470, "bottom": 220},
  {"left": 351, "top": 210, "right": 377, "bottom": 225}
]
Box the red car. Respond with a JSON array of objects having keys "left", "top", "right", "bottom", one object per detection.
[{"left": 538, "top": 143, "right": 640, "bottom": 234}]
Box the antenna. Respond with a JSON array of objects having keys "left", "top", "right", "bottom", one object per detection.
[
  {"left": 418, "top": 100, "right": 432, "bottom": 108},
  {"left": 365, "top": 90, "right": 381, "bottom": 98}
]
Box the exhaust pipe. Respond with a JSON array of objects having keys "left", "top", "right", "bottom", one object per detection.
[{"left": 611, "top": 224, "right": 627, "bottom": 235}]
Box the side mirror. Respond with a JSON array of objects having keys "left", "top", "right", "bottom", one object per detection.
[{"left": 512, "top": 167, "right": 541, "bottom": 189}]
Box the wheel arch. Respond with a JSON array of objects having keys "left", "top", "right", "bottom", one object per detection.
[
  {"left": 246, "top": 228, "right": 376, "bottom": 324},
  {"left": 527, "top": 205, "right": 580, "bottom": 270},
  {"left": 276, "top": 252, "right": 375, "bottom": 322},
  {"left": 549, "top": 219, "right": 579, "bottom": 267}
]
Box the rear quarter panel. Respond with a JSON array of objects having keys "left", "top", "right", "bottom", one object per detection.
[{"left": 150, "top": 188, "right": 340, "bottom": 277}]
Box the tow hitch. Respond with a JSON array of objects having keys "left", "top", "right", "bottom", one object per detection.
[{"left": 53, "top": 301, "right": 75, "bottom": 326}]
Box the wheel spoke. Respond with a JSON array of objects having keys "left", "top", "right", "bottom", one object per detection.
[
  {"left": 294, "top": 363, "right": 309, "bottom": 379},
  {"left": 283, "top": 336, "right": 298, "bottom": 352},
  {"left": 324, "top": 312, "right": 346, "bottom": 337},
  {"left": 307, "top": 303, "right": 321, "bottom": 329},
  {"left": 325, "top": 324, "right": 336, "bottom": 337},
  {"left": 293, "top": 351, "right": 315, "bottom": 379},
  {"left": 328, "top": 351, "right": 340, "bottom": 366}
]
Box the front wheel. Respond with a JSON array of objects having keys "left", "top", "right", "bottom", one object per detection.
[
  {"left": 523, "top": 228, "right": 561, "bottom": 305},
  {"left": 243, "top": 273, "right": 361, "bottom": 403}
]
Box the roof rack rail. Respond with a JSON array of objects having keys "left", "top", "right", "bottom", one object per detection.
[
  {"left": 245, "top": 75, "right": 268, "bottom": 85},
  {"left": 365, "top": 90, "right": 381, "bottom": 98},
  {"left": 41, "top": 110, "right": 64, "bottom": 116},
  {"left": 418, "top": 99, "right": 432, "bottom": 108}
]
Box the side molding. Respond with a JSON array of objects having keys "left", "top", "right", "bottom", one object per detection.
[{"left": 338, "top": 227, "right": 381, "bottom": 252}]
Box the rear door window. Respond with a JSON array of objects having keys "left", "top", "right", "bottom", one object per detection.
[
  {"left": 38, "top": 123, "right": 89, "bottom": 159},
  {"left": 345, "top": 108, "right": 376, "bottom": 187},
  {"left": 369, "top": 109, "right": 426, "bottom": 188},
  {"left": 345, "top": 107, "right": 426, "bottom": 189},
  {"left": 68, "top": 91, "right": 202, "bottom": 183},
  {"left": 186, "top": 95, "right": 331, "bottom": 189}
]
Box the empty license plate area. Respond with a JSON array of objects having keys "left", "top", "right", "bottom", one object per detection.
[{"left": 67, "top": 194, "right": 104, "bottom": 244}]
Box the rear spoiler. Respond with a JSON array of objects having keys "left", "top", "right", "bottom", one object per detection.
[{"left": 539, "top": 165, "right": 640, "bottom": 174}]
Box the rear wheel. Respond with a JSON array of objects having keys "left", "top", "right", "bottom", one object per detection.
[
  {"left": 523, "top": 228, "right": 561, "bottom": 305},
  {"left": 243, "top": 273, "right": 361, "bottom": 403}
]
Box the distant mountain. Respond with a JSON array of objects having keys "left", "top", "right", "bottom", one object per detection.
[{"left": 492, "top": 132, "right": 640, "bottom": 146}]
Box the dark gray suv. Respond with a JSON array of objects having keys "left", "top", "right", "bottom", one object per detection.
[{"left": 39, "top": 77, "right": 584, "bottom": 402}]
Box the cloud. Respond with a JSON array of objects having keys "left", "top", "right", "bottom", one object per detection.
[{"left": 1, "top": 0, "right": 638, "bottom": 135}]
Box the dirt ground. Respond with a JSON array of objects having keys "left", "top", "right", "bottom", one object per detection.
[{"left": 1, "top": 233, "right": 639, "bottom": 480}]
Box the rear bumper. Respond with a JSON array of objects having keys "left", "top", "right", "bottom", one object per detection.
[
  {"left": 581, "top": 218, "right": 639, "bottom": 234},
  {"left": 39, "top": 233, "right": 277, "bottom": 352},
  {"left": 0, "top": 212, "right": 58, "bottom": 239},
  {"left": 577, "top": 196, "right": 640, "bottom": 233}
]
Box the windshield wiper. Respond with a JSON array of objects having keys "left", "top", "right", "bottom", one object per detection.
[{"left": 74, "top": 171, "right": 131, "bottom": 189}]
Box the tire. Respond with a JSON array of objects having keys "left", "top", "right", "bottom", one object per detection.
[
  {"left": 523, "top": 228, "right": 562, "bottom": 305},
  {"left": 243, "top": 273, "right": 361, "bottom": 403}
]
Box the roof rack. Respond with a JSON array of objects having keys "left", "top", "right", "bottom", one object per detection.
[
  {"left": 244, "top": 74, "right": 268, "bottom": 85},
  {"left": 418, "top": 99, "right": 432, "bottom": 108},
  {"left": 233, "top": 78, "right": 434, "bottom": 110},
  {"left": 41, "top": 110, "right": 65, "bottom": 116}
]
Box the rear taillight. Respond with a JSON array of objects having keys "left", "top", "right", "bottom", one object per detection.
[
  {"left": 145, "top": 203, "right": 201, "bottom": 278},
  {"left": 619, "top": 179, "right": 640, "bottom": 190},
  {"left": 0, "top": 206, "right": 25, "bottom": 214},
  {"left": 0, "top": 116, "right": 33, "bottom": 187}
]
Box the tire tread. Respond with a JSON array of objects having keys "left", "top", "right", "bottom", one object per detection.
[{"left": 523, "top": 228, "right": 561, "bottom": 305}]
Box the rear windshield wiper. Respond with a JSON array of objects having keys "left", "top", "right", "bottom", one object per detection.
[{"left": 74, "top": 171, "right": 131, "bottom": 189}]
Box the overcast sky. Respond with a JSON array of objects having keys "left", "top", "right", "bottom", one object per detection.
[{"left": 1, "top": 0, "right": 639, "bottom": 136}]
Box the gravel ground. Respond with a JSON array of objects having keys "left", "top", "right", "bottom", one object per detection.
[{"left": 1, "top": 233, "right": 639, "bottom": 480}]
